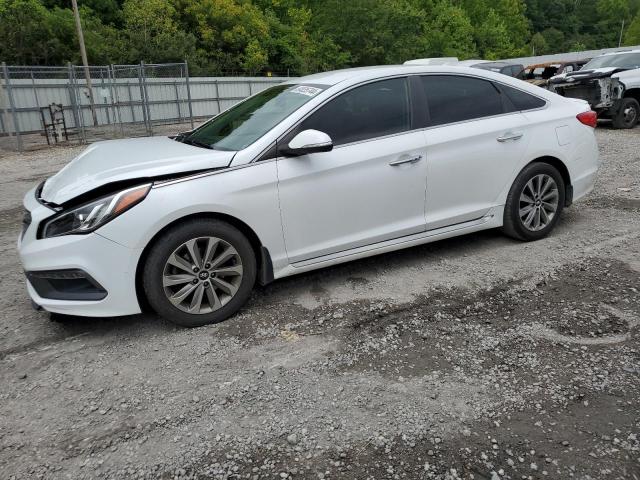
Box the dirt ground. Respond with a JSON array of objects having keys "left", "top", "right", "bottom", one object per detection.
[{"left": 0, "top": 127, "right": 639, "bottom": 480}]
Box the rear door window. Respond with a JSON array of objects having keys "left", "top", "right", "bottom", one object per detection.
[{"left": 420, "top": 75, "right": 504, "bottom": 126}]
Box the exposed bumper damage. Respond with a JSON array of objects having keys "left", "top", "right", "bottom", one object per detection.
[{"left": 549, "top": 73, "right": 624, "bottom": 111}]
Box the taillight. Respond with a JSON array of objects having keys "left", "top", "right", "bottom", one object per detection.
[{"left": 576, "top": 110, "right": 598, "bottom": 128}]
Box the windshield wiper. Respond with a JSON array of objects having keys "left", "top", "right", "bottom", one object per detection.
[{"left": 178, "top": 137, "right": 214, "bottom": 150}]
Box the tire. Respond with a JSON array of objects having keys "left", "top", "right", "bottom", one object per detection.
[
  {"left": 143, "top": 219, "right": 257, "bottom": 327},
  {"left": 502, "top": 162, "right": 566, "bottom": 241},
  {"left": 612, "top": 97, "right": 639, "bottom": 129}
]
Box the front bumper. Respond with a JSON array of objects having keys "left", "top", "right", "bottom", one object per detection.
[
  {"left": 549, "top": 77, "right": 623, "bottom": 111},
  {"left": 18, "top": 187, "right": 143, "bottom": 317}
]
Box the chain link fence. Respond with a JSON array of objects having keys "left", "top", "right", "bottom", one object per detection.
[{"left": 0, "top": 62, "right": 289, "bottom": 153}]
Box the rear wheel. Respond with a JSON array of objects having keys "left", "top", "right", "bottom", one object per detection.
[
  {"left": 612, "top": 97, "right": 639, "bottom": 129},
  {"left": 143, "top": 219, "right": 256, "bottom": 327},
  {"left": 502, "top": 162, "right": 565, "bottom": 241}
]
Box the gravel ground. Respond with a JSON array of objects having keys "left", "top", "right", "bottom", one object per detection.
[{"left": 0, "top": 127, "right": 639, "bottom": 480}]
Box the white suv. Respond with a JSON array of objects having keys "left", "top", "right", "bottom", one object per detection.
[{"left": 18, "top": 65, "right": 600, "bottom": 327}]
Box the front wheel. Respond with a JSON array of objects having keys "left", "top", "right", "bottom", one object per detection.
[
  {"left": 612, "top": 97, "right": 639, "bottom": 129},
  {"left": 502, "top": 163, "right": 565, "bottom": 241},
  {"left": 143, "top": 219, "right": 257, "bottom": 327}
]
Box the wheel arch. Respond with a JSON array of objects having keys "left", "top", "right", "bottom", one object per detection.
[
  {"left": 522, "top": 156, "right": 572, "bottom": 206},
  {"left": 134, "top": 212, "right": 274, "bottom": 313},
  {"left": 623, "top": 88, "right": 640, "bottom": 104}
]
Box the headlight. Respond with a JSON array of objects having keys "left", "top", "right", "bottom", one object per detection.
[{"left": 41, "top": 184, "right": 151, "bottom": 238}]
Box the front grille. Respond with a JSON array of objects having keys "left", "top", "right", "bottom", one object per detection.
[{"left": 22, "top": 210, "right": 32, "bottom": 237}]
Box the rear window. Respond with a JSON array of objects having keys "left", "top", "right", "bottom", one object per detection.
[{"left": 499, "top": 84, "right": 547, "bottom": 111}]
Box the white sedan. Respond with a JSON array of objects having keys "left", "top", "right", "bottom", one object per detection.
[{"left": 18, "top": 65, "right": 599, "bottom": 326}]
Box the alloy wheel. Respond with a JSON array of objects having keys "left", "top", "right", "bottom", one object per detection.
[
  {"left": 162, "top": 236, "right": 243, "bottom": 314},
  {"left": 518, "top": 174, "right": 559, "bottom": 232}
]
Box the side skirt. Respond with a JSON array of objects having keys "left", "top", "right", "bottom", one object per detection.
[{"left": 275, "top": 207, "right": 504, "bottom": 279}]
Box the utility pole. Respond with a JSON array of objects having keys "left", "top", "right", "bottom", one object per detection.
[
  {"left": 71, "top": 0, "right": 98, "bottom": 126},
  {"left": 618, "top": 18, "right": 625, "bottom": 48}
]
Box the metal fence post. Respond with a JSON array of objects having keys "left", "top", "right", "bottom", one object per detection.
[
  {"left": 138, "top": 62, "right": 152, "bottom": 135},
  {"left": 123, "top": 69, "right": 136, "bottom": 124},
  {"left": 30, "top": 70, "right": 41, "bottom": 117},
  {"left": 142, "top": 62, "right": 153, "bottom": 135},
  {"left": 2, "top": 62, "right": 23, "bottom": 151},
  {"left": 99, "top": 69, "right": 111, "bottom": 126},
  {"left": 70, "top": 64, "right": 87, "bottom": 144},
  {"left": 67, "top": 63, "right": 81, "bottom": 141},
  {"left": 110, "top": 64, "right": 125, "bottom": 137},
  {"left": 0, "top": 64, "right": 7, "bottom": 137},
  {"left": 174, "top": 81, "right": 182, "bottom": 122},
  {"left": 184, "top": 60, "right": 194, "bottom": 129},
  {"left": 214, "top": 79, "right": 221, "bottom": 115}
]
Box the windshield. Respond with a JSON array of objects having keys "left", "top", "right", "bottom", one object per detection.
[
  {"left": 583, "top": 53, "right": 640, "bottom": 70},
  {"left": 526, "top": 66, "right": 558, "bottom": 79},
  {"left": 183, "top": 84, "right": 325, "bottom": 151}
]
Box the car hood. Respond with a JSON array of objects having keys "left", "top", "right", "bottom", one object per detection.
[
  {"left": 41, "top": 137, "right": 235, "bottom": 205},
  {"left": 549, "top": 67, "right": 629, "bottom": 84}
]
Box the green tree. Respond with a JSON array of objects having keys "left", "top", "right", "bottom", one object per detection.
[
  {"left": 425, "top": 0, "right": 477, "bottom": 59},
  {"left": 541, "top": 27, "right": 565, "bottom": 51},
  {"left": 530, "top": 31, "right": 548, "bottom": 55},
  {"left": 306, "top": 0, "right": 406, "bottom": 65},
  {"left": 0, "top": 0, "right": 58, "bottom": 64},
  {"left": 173, "top": 0, "right": 271, "bottom": 73},
  {"left": 242, "top": 38, "right": 268, "bottom": 73},
  {"left": 2, "top": 0, "right": 636, "bottom": 72},
  {"left": 474, "top": 9, "right": 517, "bottom": 59},
  {"left": 524, "top": 0, "right": 623, "bottom": 53},
  {"left": 460, "top": 0, "right": 530, "bottom": 58},
  {"left": 624, "top": 13, "right": 640, "bottom": 44},
  {"left": 0, "top": 0, "right": 121, "bottom": 65},
  {"left": 121, "top": 0, "right": 195, "bottom": 64}
]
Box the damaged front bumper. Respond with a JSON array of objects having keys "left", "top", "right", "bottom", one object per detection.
[{"left": 549, "top": 75, "right": 624, "bottom": 112}]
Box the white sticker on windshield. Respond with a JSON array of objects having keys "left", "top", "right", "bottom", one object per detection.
[{"left": 290, "top": 85, "right": 322, "bottom": 97}]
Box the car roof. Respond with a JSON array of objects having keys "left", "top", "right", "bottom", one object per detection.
[
  {"left": 288, "top": 64, "right": 526, "bottom": 87},
  {"left": 287, "top": 65, "right": 404, "bottom": 86},
  {"left": 283, "top": 64, "right": 561, "bottom": 105}
]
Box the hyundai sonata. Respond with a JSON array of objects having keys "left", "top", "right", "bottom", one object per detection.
[{"left": 18, "top": 65, "right": 599, "bottom": 326}]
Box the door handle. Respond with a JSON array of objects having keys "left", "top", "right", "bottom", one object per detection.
[
  {"left": 389, "top": 155, "right": 423, "bottom": 166},
  {"left": 496, "top": 131, "right": 524, "bottom": 142}
]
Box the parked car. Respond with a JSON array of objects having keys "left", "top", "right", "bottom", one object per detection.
[
  {"left": 470, "top": 61, "right": 526, "bottom": 79},
  {"left": 524, "top": 60, "right": 590, "bottom": 87},
  {"left": 548, "top": 49, "right": 640, "bottom": 128},
  {"left": 18, "top": 65, "right": 600, "bottom": 327}
]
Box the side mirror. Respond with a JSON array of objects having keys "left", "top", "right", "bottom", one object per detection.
[{"left": 281, "top": 129, "right": 333, "bottom": 156}]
